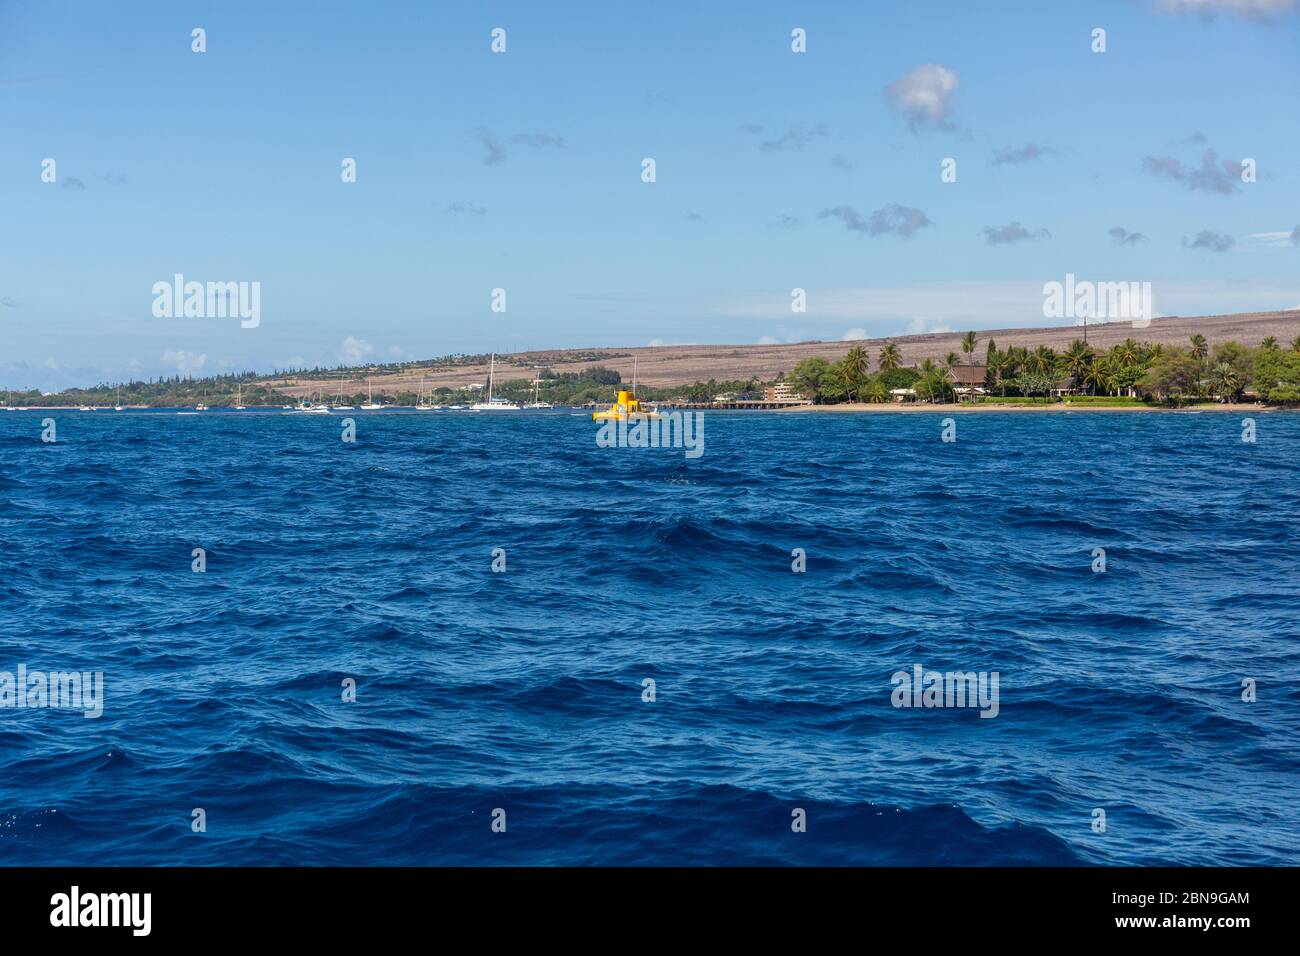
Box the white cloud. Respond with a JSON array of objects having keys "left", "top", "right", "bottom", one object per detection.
[
  {"left": 1247, "top": 230, "right": 1300, "bottom": 247},
  {"left": 841, "top": 328, "right": 868, "bottom": 341},
  {"left": 757, "top": 335, "right": 782, "bottom": 345},
  {"left": 908, "top": 317, "right": 954, "bottom": 335},
  {"left": 338, "top": 336, "right": 374, "bottom": 364},
  {"left": 885, "top": 64, "right": 958, "bottom": 129},
  {"left": 161, "top": 349, "right": 207, "bottom": 375},
  {"left": 713, "top": 280, "right": 1300, "bottom": 333}
]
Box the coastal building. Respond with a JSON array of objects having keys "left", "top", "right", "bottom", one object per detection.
[
  {"left": 762, "top": 382, "right": 811, "bottom": 405},
  {"left": 946, "top": 365, "right": 988, "bottom": 402},
  {"left": 1050, "top": 376, "right": 1080, "bottom": 398},
  {"left": 890, "top": 387, "right": 918, "bottom": 403}
]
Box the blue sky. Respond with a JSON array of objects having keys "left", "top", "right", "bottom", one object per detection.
[{"left": 2, "top": 0, "right": 1298, "bottom": 389}]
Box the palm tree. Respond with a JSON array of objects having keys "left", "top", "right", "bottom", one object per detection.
[
  {"left": 1028, "top": 346, "right": 1055, "bottom": 376},
  {"left": 961, "top": 331, "right": 978, "bottom": 378},
  {"left": 1207, "top": 361, "right": 1241, "bottom": 402},
  {"left": 861, "top": 377, "right": 887, "bottom": 403},
  {"left": 878, "top": 342, "right": 901, "bottom": 372},
  {"left": 1262, "top": 336, "right": 1279, "bottom": 351},
  {"left": 1189, "top": 334, "right": 1208, "bottom": 361},
  {"left": 1063, "top": 339, "right": 1093, "bottom": 389},
  {"left": 917, "top": 358, "right": 940, "bottom": 403},
  {"left": 841, "top": 345, "right": 868, "bottom": 401},
  {"left": 1083, "top": 362, "right": 1110, "bottom": 396},
  {"left": 1291, "top": 335, "right": 1300, "bottom": 355},
  {"left": 989, "top": 349, "right": 1013, "bottom": 396},
  {"left": 1115, "top": 338, "right": 1142, "bottom": 371}
]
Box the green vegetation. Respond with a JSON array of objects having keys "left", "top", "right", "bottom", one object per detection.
[
  {"left": 786, "top": 333, "right": 1300, "bottom": 407},
  {"left": 1, "top": 373, "right": 291, "bottom": 408},
  {"left": 9, "top": 335, "right": 1300, "bottom": 409}
]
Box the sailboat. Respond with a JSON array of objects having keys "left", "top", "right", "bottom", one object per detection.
[
  {"left": 234, "top": 383, "right": 246, "bottom": 410},
  {"left": 360, "top": 376, "right": 384, "bottom": 410},
  {"left": 332, "top": 379, "right": 354, "bottom": 410},
  {"left": 114, "top": 385, "right": 125, "bottom": 411},
  {"left": 289, "top": 389, "right": 329, "bottom": 414},
  {"left": 417, "top": 374, "right": 436, "bottom": 410},
  {"left": 523, "top": 376, "right": 552, "bottom": 409},
  {"left": 470, "top": 354, "right": 519, "bottom": 411}
]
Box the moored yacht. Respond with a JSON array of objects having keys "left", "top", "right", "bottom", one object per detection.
[{"left": 469, "top": 354, "right": 519, "bottom": 411}]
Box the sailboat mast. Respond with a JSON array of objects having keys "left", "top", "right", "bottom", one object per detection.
[{"left": 488, "top": 353, "right": 495, "bottom": 402}]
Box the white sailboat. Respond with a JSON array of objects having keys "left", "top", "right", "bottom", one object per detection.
[
  {"left": 417, "top": 374, "right": 436, "bottom": 409},
  {"left": 114, "top": 385, "right": 125, "bottom": 411},
  {"left": 523, "top": 376, "right": 552, "bottom": 409},
  {"left": 470, "top": 354, "right": 519, "bottom": 410},
  {"left": 331, "top": 380, "right": 354, "bottom": 410},
  {"left": 360, "top": 376, "right": 384, "bottom": 410},
  {"left": 290, "top": 389, "right": 330, "bottom": 414},
  {"left": 234, "top": 383, "right": 246, "bottom": 410}
]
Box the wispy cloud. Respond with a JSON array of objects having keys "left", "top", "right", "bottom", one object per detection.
[
  {"left": 983, "top": 222, "right": 1051, "bottom": 245},
  {"left": 444, "top": 201, "right": 487, "bottom": 216},
  {"left": 819, "top": 204, "right": 933, "bottom": 238},
  {"left": 753, "top": 124, "right": 829, "bottom": 151},
  {"left": 161, "top": 349, "right": 207, "bottom": 375},
  {"left": 1246, "top": 228, "right": 1300, "bottom": 247},
  {"left": 992, "top": 143, "right": 1056, "bottom": 165},
  {"left": 884, "top": 64, "right": 959, "bottom": 130},
  {"left": 1143, "top": 149, "right": 1242, "bottom": 194},
  {"left": 477, "top": 129, "right": 566, "bottom": 165},
  {"left": 1109, "top": 226, "right": 1147, "bottom": 246},
  {"left": 1154, "top": 0, "right": 1298, "bottom": 19},
  {"left": 1183, "top": 229, "right": 1235, "bottom": 252},
  {"left": 338, "top": 336, "right": 375, "bottom": 364},
  {"left": 61, "top": 177, "right": 86, "bottom": 191},
  {"left": 1, "top": 297, "right": 18, "bottom": 308}
]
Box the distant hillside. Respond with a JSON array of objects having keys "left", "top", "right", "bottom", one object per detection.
[{"left": 260, "top": 309, "right": 1300, "bottom": 398}]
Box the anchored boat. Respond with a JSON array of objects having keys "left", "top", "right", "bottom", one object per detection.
[{"left": 591, "top": 357, "right": 657, "bottom": 421}]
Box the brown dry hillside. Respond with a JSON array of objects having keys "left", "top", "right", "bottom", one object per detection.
[{"left": 263, "top": 309, "right": 1300, "bottom": 398}]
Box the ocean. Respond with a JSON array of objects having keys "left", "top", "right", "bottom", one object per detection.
[{"left": 1, "top": 408, "right": 1297, "bottom": 865}]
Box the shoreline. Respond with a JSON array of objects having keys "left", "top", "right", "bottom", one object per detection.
[{"left": 775, "top": 402, "right": 1277, "bottom": 414}]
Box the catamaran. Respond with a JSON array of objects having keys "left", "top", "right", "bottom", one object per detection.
[
  {"left": 470, "top": 354, "right": 519, "bottom": 410},
  {"left": 360, "top": 376, "right": 384, "bottom": 410}
]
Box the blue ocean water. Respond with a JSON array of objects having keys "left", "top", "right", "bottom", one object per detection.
[{"left": 1, "top": 408, "right": 1297, "bottom": 866}]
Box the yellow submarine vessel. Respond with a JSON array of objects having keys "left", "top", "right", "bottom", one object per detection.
[{"left": 592, "top": 389, "right": 659, "bottom": 422}]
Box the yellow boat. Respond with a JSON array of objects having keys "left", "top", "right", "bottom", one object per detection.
[{"left": 592, "top": 389, "right": 659, "bottom": 421}]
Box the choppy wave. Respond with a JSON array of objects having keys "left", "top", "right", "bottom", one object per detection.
[{"left": 1, "top": 409, "right": 1298, "bottom": 865}]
